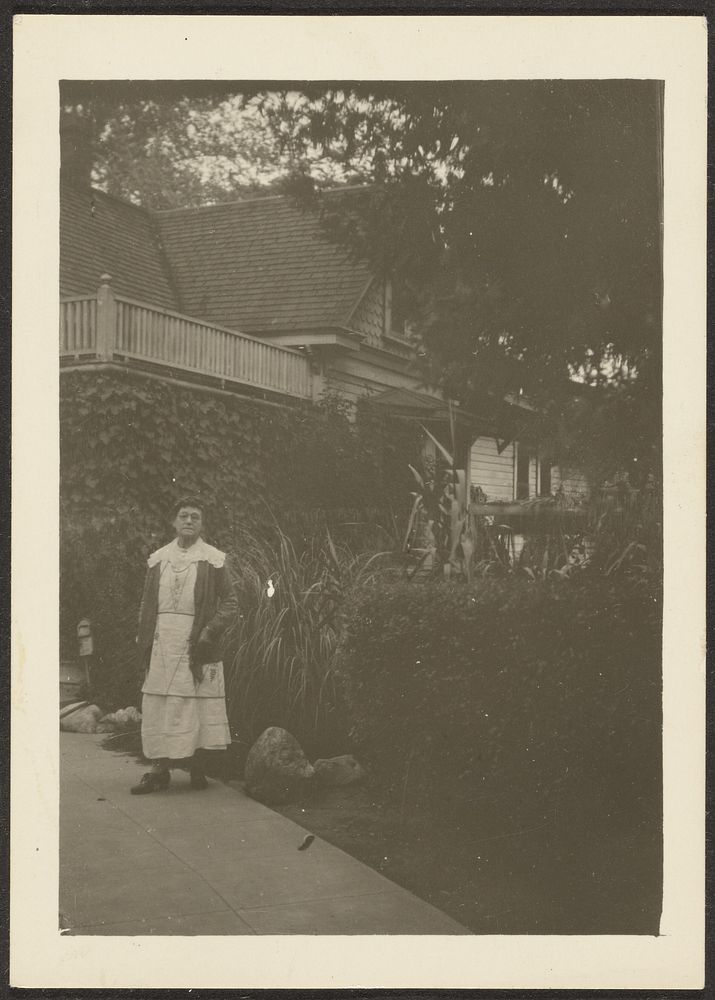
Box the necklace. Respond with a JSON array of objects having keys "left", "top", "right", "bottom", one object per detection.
[{"left": 168, "top": 564, "right": 191, "bottom": 610}]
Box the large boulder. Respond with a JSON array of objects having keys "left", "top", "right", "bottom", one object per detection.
[
  {"left": 313, "top": 754, "right": 366, "bottom": 787},
  {"left": 60, "top": 704, "right": 103, "bottom": 733},
  {"left": 244, "top": 727, "right": 315, "bottom": 804}
]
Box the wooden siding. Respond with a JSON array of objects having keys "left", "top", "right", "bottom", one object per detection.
[
  {"left": 349, "top": 280, "right": 385, "bottom": 348},
  {"left": 326, "top": 354, "right": 431, "bottom": 403},
  {"left": 470, "top": 436, "right": 515, "bottom": 502}
]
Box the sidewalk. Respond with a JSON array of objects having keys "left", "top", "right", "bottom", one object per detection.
[{"left": 60, "top": 733, "right": 470, "bottom": 935}]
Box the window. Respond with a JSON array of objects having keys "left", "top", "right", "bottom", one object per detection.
[
  {"left": 385, "top": 279, "right": 408, "bottom": 337},
  {"left": 539, "top": 459, "right": 552, "bottom": 496},
  {"left": 391, "top": 292, "right": 406, "bottom": 336},
  {"left": 516, "top": 443, "right": 531, "bottom": 500}
]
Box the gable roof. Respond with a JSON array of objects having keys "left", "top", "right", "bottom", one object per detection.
[
  {"left": 153, "top": 194, "right": 373, "bottom": 335},
  {"left": 60, "top": 182, "right": 375, "bottom": 336},
  {"left": 60, "top": 183, "right": 178, "bottom": 311}
]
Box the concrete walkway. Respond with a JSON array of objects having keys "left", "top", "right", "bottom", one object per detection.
[{"left": 60, "top": 733, "right": 470, "bottom": 935}]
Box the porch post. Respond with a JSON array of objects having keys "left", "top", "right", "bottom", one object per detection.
[
  {"left": 96, "top": 273, "right": 116, "bottom": 362},
  {"left": 307, "top": 347, "right": 328, "bottom": 404}
]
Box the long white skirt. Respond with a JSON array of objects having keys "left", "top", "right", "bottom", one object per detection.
[{"left": 141, "top": 612, "right": 231, "bottom": 761}]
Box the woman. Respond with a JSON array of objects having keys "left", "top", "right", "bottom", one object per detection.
[{"left": 131, "top": 498, "right": 237, "bottom": 794}]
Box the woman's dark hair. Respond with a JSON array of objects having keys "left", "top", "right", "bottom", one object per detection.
[{"left": 171, "top": 496, "right": 205, "bottom": 518}]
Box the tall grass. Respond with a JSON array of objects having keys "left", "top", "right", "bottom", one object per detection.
[
  {"left": 586, "top": 478, "right": 662, "bottom": 579},
  {"left": 223, "top": 523, "right": 392, "bottom": 750}
]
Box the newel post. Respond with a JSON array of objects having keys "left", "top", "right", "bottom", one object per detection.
[{"left": 96, "top": 273, "right": 116, "bottom": 361}]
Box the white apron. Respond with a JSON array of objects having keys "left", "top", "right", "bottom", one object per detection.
[{"left": 140, "top": 556, "right": 231, "bottom": 760}]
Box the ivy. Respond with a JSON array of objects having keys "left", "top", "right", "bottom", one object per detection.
[{"left": 60, "top": 369, "right": 420, "bottom": 708}]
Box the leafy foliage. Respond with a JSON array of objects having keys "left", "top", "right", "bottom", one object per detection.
[
  {"left": 62, "top": 80, "right": 662, "bottom": 482},
  {"left": 335, "top": 573, "right": 662, "bottom": 831},
  {"left": 62, "top": 81, "right": 661, "bottom": 381},
  {"left": 223, "top": 523, "right": 393, "bottom": 755},
  {"left": 60, "top": 370, "right": 415, "bottom": 709}
]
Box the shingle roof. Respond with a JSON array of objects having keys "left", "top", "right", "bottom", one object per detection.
[
  {"left": 153, "top": 194, "right": 372, "bottom": 334},
  {"left": 60, "top": 185, "right": 374, "bottom": 335},
  {"left": 60, "top": 183, "right": 178, "bottom": 310}
]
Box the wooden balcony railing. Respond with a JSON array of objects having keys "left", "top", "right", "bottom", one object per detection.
[{"left": 60, "top": 274, "right": 313, "bottom": 401}]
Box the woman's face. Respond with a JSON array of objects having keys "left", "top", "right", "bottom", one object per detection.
[{"left": 173, "top": 506, "right": 203, "bottom": 542}]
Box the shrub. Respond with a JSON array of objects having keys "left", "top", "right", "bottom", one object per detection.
[
  {"left": 222, "top": 524, "right": 394, "bottom": 756},
  {"left": 335, "top": 572, "right": 662, "bottom": 829}
]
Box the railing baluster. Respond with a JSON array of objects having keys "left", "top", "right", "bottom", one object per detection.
[
  {"left": 60, "top": 294, "right": 312, "bottom": 398},
  {"left": 132, "top": 306, "right": 139, "bottom": 355},
  {"left": 143, "top": 309, "right": 149, "bottom": 358},
  {"left": 115, "top": 302, "right": 122, "bottom": 351}
]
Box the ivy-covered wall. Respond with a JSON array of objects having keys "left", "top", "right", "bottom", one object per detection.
[{"left": 60, "top": 368, "right": 419, "bottom": 707}]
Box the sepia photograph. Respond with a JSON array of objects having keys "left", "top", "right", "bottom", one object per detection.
[
  {"left": 57, "top": 76, "right": 663, "bottom": 937},
  {"left": 11, "top": 13, "right": 706, "bottom": 990}
]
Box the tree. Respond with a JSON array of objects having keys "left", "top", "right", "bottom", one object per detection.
[
  {"left": 61, "top": 80, "right": 663, "bottom": 480},
  {"left": 264, "top": 83, "right": 662, "bottom": 382}
]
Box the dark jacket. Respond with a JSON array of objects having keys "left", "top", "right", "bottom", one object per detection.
[{"left": 137, "top": 542, "right": 238, "bottom": 678}]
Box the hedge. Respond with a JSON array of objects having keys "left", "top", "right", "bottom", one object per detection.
[{"left": 335, "top": 573, "right": 662, "bottom": 828}]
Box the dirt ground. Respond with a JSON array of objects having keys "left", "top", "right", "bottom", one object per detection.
[
  {"left": 275, "top": 774, "right": 662, "bottom": 935},
  {"left": 103, "top": 731, "right": 661, "bottom": 935}
]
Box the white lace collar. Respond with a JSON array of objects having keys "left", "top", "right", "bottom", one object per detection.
[{"left": 147, "top": 537, "right": 226, "bottom": 569}]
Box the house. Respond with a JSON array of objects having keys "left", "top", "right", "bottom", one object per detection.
[{"left": 60, "top": 179, "right": 588, "bottom": 511}]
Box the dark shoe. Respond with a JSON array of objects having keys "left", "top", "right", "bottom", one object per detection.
[
  {"left": 189, "top": 768, "right": 208, "bottom": 790},
  {"left": 130, "top": 770, "right": 170, "bottom": 795}
]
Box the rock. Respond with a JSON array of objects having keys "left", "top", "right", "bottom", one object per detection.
[
  {"left": 59, "top": 700, "right": 89, "bottom": 720},
  {"left": 60, "top": 704, "right": 103, "bottom": 733},
  {"left": 98, "top": 706, "right": 142, "bottom": 732},
  {"left": 313, "top": 754, "right": 366, "bottom": 787},
  {"left": 244, "top": 727, "right": 315, "bottom": 804}
]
